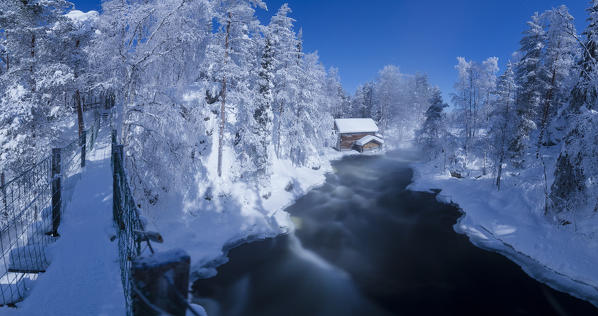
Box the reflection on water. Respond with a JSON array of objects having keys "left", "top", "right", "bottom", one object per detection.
[{"left": 193, "top": 153, "right": 598, "bottom": 316}]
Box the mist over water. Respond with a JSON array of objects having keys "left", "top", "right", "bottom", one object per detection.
[{"left": 192, "top": 152, "right": 598, "bottom": 316}]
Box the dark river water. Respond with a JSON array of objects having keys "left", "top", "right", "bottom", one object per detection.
[{"left": 192, "top": 153, "right": 598, "bottom": 316}]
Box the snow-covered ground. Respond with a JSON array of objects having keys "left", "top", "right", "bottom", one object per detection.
[
  {"left": 0, "top": 128, "right": 124, "bottom": 315},
  {"left": 409, "top": 154, "right": 598, "bottom": 307}
]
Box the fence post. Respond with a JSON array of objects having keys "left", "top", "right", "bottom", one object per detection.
[
  {"left": 80, "top": 130, "right": 87, "bottom": 168},
  {"left": 1, "top": 171, "right": 6, "bottom": 216},
  {"left": 50, "top": 148, "right": 61, "bottom": 236},
  {"left": 131, "top": 249, "right": 191, "bottom": 316},
  {"left": 113, "top": 145, "right": 124, "bottom": 226}
]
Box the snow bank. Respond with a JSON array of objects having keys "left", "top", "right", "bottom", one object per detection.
[{"left": 409, "top": 160, "right": 598, "bottom": 307}]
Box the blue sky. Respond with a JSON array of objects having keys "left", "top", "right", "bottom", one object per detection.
[{"left": 71, "top": 0, "right": 588, "bottom": 100}]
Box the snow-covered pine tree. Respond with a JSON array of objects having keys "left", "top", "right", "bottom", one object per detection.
[
  {"left": 297, "top": 52, "right": 335, "bottom": 166},
  {"left": 251, "top": 36, "right": 275, "bottom": 182},
  {"left": 351, "top": 84, "right": 372, "bottom": 118},
  {"left": 550, "top": 1, "right": 598, "bottom": 218},
  {"left": 416, "top": 87, "right": 447, "bottom": 160},
  {"left": 549, "top": 110, "right": 598, "bottom": 217},
  {"left": 537, "top": 6, "right": 578, "bottom": 149},
  {"left": 266, "top": 3, "right": 301, "bottom": 160},
  {"left": 511, "top": 12, "right": 548, "bottom": 168},
  {"left": 569, "top": 0, "right": 598, "bottom": 113}
]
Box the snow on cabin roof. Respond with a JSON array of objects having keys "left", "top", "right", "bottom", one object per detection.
[
  {"left": 355, "top": 135, "right": 384, "bottom": 146},
  {"left": 334, "top": 118, "right": 379, "bottom": 134}
]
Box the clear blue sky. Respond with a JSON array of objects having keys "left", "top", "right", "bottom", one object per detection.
[{"left": 71, "top": 0, "right": 588, "bottom": 99}]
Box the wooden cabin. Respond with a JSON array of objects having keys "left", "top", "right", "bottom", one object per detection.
[{"left": 334, "top": 118, "right": 383, "bottom": 151}]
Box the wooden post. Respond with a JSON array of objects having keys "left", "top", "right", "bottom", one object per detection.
[
  {"left": 111, "top": 129, "right": 117, "bottom": 167},
  {"left": 1, "top": 171, "right": 6, "bottom": 216},
  {"left": 132, "top": 249, "right": 190, "bottom": 316},
  {"left": 111, "top": 129, "right": 117, "bottom": 148},
  {"left": 50, "top": 148, "right": 61, "bottom": 236},
  {"left": 80, "top": 130, "right": 87, "bottom": 168},
  {"left": 113, "top": 145, "right": 124, "bottom": 227}
]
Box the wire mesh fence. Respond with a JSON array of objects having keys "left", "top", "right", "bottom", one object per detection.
[
  {"left": 0, "top": 111, "right": 102, "bottom": 305},
  {"left": 111, "top": 135, "right": 152, "bottom": 316},
  {"left": 112, "top": 132, "right": 201, "bottom": 316}
]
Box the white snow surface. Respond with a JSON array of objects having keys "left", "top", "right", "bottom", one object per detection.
[
  {"left": 334, "top": 118, "right": 379, "bottom": 134},
  {"left": 409, "top": 159, "right": 598, "bottom": 307},
  {"left": 0, "top": 129, "right": 124, "bottom": 315}
]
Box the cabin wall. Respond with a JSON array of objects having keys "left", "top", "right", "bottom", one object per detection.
[
  {"left": 363, "top": 142, "right": 381, "bottom": 150},
  {"left": 356, "top": 141, "right": 382, "bottom": 153},
  {"left": 338, "top": 132, "right": 375, "bottom": 150}
]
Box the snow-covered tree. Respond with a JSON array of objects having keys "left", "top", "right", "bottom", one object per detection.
[
  {"left": 0, "top": 0, "right": 78, "bottom": 173},
  {"left": 488, "top": 62, "right": 517, "bottom": 190},
  {"left": 93, "top": 0, "right": 215, "bottom": 201},
  {"left": 251, "top": 36, "right": 275, "bottom": 182},
  {"left": 373, "top": 65, "right": 402, "bottom": 135},
  {"left": 550, "top": 1, "right": 598, "bottom": 218},
  {"left": 569, "top": 0, "right": 598, "bottom": 113},
  {"left": 416, "top": 87, "right": 447, "bottom": 159},
  {"left": 351, "top": 83, "right": 374, "bottom": 118},
  {"left": 550, "top": 110, "right": 598, "bottom": 217},
  {"left": 451, "top": 57, "right": 498, "bottom": 156},
  {"left": 537, "top": 6, "right": 578, "bottom": 148},
  {"left": 266, "top": 3, "right": 300, "bottom": 159},
  {"left": 511, "top": 12, "right": 548, "bottom": 167}
]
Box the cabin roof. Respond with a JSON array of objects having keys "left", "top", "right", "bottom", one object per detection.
[
  {"left": 334, "top": 118, "right": 379, "bottom": 134},
  {"left": 355, "top": 135, "right": 384, "bottom": 146}
]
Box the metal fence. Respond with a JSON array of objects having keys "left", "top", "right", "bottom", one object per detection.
[
  {"left": 0, "top": 112, "right": 102, "bottom": 305},
  {"left": 111, "top": 132, "right": 155, "bottom": 316},
  {"left": 112, "top": 131, "right": 200, "bottom": 316}
]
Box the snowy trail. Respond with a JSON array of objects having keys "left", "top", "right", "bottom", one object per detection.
[{"left": 0, "top": 129, "right": 124, "bottom": 315}]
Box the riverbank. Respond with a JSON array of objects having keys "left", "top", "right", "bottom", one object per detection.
[
  {"left": 408, "top": 160, "right": 598, "bottom": 308},
  {"left": 142, "top": 148, "right": 370, "bottom": 279}
]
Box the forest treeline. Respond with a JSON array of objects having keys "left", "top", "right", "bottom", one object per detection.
[{"left": 416, "top": 3, "right": 598, "bottom": 222}]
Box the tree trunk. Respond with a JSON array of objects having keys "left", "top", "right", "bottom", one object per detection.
[
  {"left": 496, "top": 94, "right": 511, "bottom": 191},
  {"left": 496, "top": 156, "right": 503, "bottom": 190},
  {"left": 73, "top": 39, "right": 85, "bottom": 137},
  {"left": 30, "top": 34, "right": 35, "bottom": 92},
  {"left": 537, "top": 68, "right": 557, "bottom": 156},
  {"left": 275, "top": 102, "right": 282, "bottom": 158},
  {"left": 75, "top": 89, "right": 85, "bottom": 137},
  {"left": 217, "top": 13, "right": 232, "bottom": 178}
]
